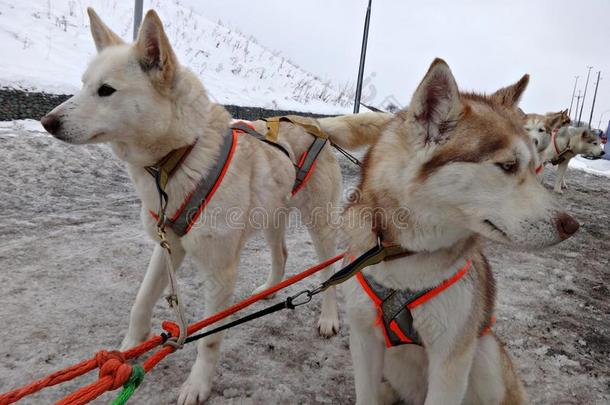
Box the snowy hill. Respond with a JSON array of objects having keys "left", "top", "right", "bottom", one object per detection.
[{"left": 0, "top": 0, "right": 353, "bottom": 113}]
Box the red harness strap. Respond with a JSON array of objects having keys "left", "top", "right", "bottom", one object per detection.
[{"left": 551, "top": 128, "right": 561, "bottom": 155}]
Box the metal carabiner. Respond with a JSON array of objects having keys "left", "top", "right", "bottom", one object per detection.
[{"left": 287, "top": 290, "right": 313, "bottom": 308}]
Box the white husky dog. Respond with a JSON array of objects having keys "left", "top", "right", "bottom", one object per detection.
[
  {"left": 40, "top": 8, "right": 391, "bottom": 404},
  {"left": 539, "top": 126, "right": 605, "bottom": 193},
  {"left": 343, "top": 59, "right": 579, "bottom": 404}
]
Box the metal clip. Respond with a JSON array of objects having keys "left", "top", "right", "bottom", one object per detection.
[{"left": 288, "top": 290, "right": 314, "bottom": 307}]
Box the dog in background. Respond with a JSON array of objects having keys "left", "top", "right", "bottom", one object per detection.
[
  {"left": 539, "top": 126, "right": 605, "bottom": 193},
  {"left": 524, "top": 109, "right": 570, "bottom": 157}
]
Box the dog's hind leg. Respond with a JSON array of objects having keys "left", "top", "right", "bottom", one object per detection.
[
  {"left": 252, "top": 216, "right": 288, "bottom": 297},
  {"left": 121, "top": 243, "right": 186, "bottom": 350},
  {"left": 424, "top": 341, "right": 476, "bottom": 405},
  {"left": 307, "top": 222, "right": 340, "bottom": 336},
  {"left": 465, "top": 334, "right": 527, "bottom": 405},
  {"left": 178, "top": 253, "right": 240, "bottom": 405}
]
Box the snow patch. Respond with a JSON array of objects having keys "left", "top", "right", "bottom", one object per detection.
[{"left": 0, "top": 0, "right": 353, "bottom": 114}]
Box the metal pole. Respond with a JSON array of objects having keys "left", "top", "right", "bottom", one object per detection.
[
  {"left": 133, "top": 0, "right": 144, "bottom": 40},
  {"left": 574, "top": 91, "right": 582, "bottom": 125},
  {"left": 578, "top": 66, "right": 593, "bottom": 124},
  {"left": 598, "top": 109, "right": 610, "bottom": 129},
  {"left": 588, "top": 71, "right": 601, "bottom": 128},
  {"left": 568, "top": 75, "right": 579, "bottom": 117},
  {"left": 353, "top": 0, "right": 372, "bottom": 114}
]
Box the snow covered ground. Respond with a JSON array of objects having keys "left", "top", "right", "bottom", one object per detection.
[
  {"left": 0, "top": 0, "right": 353, "bottom": 114},
  {"left": 1, "top": 122, "right": 609, "bottom": 404},
  {"left": 570, "top": 155, "right": 610, "bottom": 178}
]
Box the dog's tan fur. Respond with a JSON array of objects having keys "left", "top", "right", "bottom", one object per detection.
[
  {"left": 40, "top": 9, "right": 392, "bottom": 404},
  {"left": 343, "top": 59, "right": 578, "bottom": 404}
]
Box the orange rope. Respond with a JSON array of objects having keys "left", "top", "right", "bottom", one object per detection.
[{"left": 0, "top": 253, "right": 345, "bottom": 405}]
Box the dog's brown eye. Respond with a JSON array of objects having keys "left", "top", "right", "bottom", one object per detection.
[
  {"left": 538, "top": 128, "right": 545, "bottom": 132},
  {"left": 496, "top": 161, "right": 518, "bottom": 174},
  {"left": 98, "top": 84, "right": 116, "bottom": 97}
]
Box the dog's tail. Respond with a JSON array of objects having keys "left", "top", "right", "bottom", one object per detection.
[{"left": 318, "top": 112, "right": 393, "bottom": 150}]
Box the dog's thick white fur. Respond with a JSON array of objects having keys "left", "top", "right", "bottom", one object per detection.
[
  {"left": 41, "top": 9, "right": 392, "bottom": 404},
  {"left": 539, "top": 126, "right": 604, "bottom": 193},
  {"left": 343, "top": 59, "right": 579, "bottom": 404},
  {"left": 524, "top": 109, "right": 570, "bottom": 159}
]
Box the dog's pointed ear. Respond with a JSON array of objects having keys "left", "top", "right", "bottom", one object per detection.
[
  {"left": 87, "top": 8, "right": 124, "bottom": 52},
  {"left": 135, "top": 10, "right": 177, "bottom": 88},
  {"left": 409, "top": 58, "right": 461, "bottom": 144},
  {"left": 490, "top": 74, "right": 529, "bottom": 108}
]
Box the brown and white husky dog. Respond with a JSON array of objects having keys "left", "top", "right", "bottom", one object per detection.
[
  {"left": 343, "top": 59, "right": 579, "bottom": 405},
  {"left": 40, "top": 8, "right": 391, "bottom": 404}
]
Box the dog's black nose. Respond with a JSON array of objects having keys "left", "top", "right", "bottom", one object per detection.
[
  {"left": 556, "top": 213, "right": 579, "bottom": 240},
  {"left": 41, "top": 114, "right": 61, "bottom": 135},
  {"left": 601, "top": 150, "right": 606, "bottom": 156}
]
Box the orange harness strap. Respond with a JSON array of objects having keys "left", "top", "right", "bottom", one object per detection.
[{"left": 356, "top": 259, "right": 493, "bottom": 347}]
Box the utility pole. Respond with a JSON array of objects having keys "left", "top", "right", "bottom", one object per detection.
[
  {"left": 578, "top": 66, "right": 593, "bottom": 124},
  {"left": 568, "top": 75, "right": 579, "bottom": 117},
  {"left": 588, "top": 71, "right": 601, "bottom": 128},
  {"left": 353, "top": 0, "right": 372, "bottom": 114},
  {"left": 133, "top": 0, "right": 144, "bottom": 40},
  {"left": 598, "top": 109, "right": 610, "bottom": 129},
  {"left": 574, "top": 90, "right": 582, "bottom": 125}
]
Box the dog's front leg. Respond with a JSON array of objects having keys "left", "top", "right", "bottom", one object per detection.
[
  {"left": 554, "top": 160, "right": 569, "bottom": 193},
  {"left": 121, "top": 243, "right": 185, "bottom": 349},
  {"left": 178, "top": 258, "right": 238, "bottom": 405},
  {"left": 349, "top": 323, "right": 385, "bottom": 405},
  {"left": 423, "top": 341, "right": 476, "bottom": 405}
]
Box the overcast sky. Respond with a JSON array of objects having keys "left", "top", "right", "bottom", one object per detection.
[{"left": 178, "top": 0, "right": 609, "bottom": 127}]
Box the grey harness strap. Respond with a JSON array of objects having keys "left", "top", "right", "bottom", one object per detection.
[
  {"left": 164, "top": 126, "right": 237, "bottom": 237},
  {"left": 293, "top": 137, "right": 327, "bottom": 194}
]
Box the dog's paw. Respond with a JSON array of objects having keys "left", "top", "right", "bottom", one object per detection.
[
  {"left": 177, "top": 376, "right": 212, "bottom": 405},
  {"left": 317, "top": 314, "right": 340, "bottom": 337}
]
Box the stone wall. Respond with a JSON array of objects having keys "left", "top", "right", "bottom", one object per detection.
[{"left": 0, "top": 88, "right": 334, "bottom": 121}]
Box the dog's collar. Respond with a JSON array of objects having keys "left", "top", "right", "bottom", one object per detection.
[
  {"left": 375, "top": 231, "right": 416, "bottom": 260},
  {"left": 145, "top": 140, "right": 198, "bottom": 191}
]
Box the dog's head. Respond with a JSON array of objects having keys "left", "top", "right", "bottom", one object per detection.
[
  {"left": 387, "top": 59, "right": 578, "bottom": 249},
  {"left": 40, "top": 9, "right": 200, "bottom": 163},
  {"left": 571, "top": 127, "right": 605, "bottom": 157},
  {"left": 524, "top": 114, "right": 551, "bottom": 153}
]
